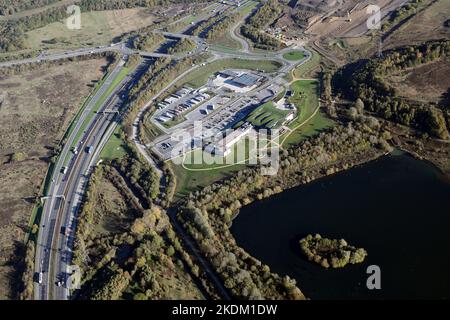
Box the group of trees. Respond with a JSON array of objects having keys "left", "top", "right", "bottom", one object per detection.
[
  {"left": 246, "top": 0, "right": 281, "bottom": 29},
  {"left": 335, "top": 40, "right": 450, "bottom": 139},
  {"left": 167, "top": 37, "right": 196, "bottom": 54},
  {"left": 130, "top": 31, "right": 165, "bottom": 52},
  {"left": 204, "top": 13, "right": 239, "bottom": 41},
  {"left": 177, "top": 119, "right": 392, "bottom": 299},
  {"left": 299, "top": 234, "right": 367, "bottom": 269},
  {"left": 188, "top": 11, "right": 223, "bottom": 36},
  {"left": 0, "top": 4, "right": 71, "bottom": 52},
  {"left": 114, "top": 154, "right": 160, "bottom": 203},
  {"left": 18, "top": 242, "right": 35, "bottom": 300},
  {"left": 240, "top": 0, "right": 283, "bottom": 50},
  {"left": 381, "top": 0, "right": 423, "bottom": 33},
  {"left": 0, "top": 0, "right": 58, "bottom": 15},
  {"left": 71, "top": 153, "right": 211, "bottom": 300},
  {"left": 240, "top": 25, "right": 283, "bottom": 50},
  {"left": 186, "top": 7, "right": 240, "bottom": 41}
]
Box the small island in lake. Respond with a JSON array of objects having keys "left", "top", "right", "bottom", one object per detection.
[{"left": 299, "top": 234, "right": 367, "bottom": 269}]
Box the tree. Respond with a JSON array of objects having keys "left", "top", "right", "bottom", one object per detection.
[
  {"left": 133, "top": 292, "right": 147, "bottom": 300},
  {"left": 347, "top": 107, "right": 358, "bottom": 120},
  {"left": 166, "top": 246, "right": 175, "bottom": 257},
  {"left": 11, "top": 151, "right": 27, "bottom": 162},
  {"left": 31, "top": 224, "right": 39, "bottom": 234},
  {"left": 355, "top": 98, "right": 365, "bottom": 115}
]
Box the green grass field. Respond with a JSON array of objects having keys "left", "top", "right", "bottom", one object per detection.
[
  {"left": 283, "top": 50, "right": 305, "bottom": 61},
  {"left": 177, "top": 58, "right": 282, "bottom": 88},
  {"left": 281, "top": 80, "right": 334, "bottom": 147},
  {"left": 244, "top": 101, "right": 289, "bottom": 129},
  {"left": 100, "top": 126, "right": 127, "bottom": 160},
  {"left": 171, "top": 140, "right": 252, "bottom": 199},
  {"left": 293, "top": 48, "right": 321, "bottom": 79}
]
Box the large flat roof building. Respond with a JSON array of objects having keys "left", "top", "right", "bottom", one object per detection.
[{"left": 231, "top": 73, "right": 261, "bottom": 88}]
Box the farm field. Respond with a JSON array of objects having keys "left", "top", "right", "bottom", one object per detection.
[
  {"left": 26, "top": 8, "right": 156, "bottom": 51},
  {"left": 0, "top": 57, "right": 107, "bottom": 299}
]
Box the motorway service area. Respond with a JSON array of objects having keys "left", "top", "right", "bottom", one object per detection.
[{"left": 149, "top": 68, "right": 297, "bottom": 161}]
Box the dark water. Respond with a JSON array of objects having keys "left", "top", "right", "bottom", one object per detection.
[{"left": 231, "top": 152, "right": 450, "bottom": 299}]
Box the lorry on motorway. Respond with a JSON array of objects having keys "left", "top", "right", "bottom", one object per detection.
[
  {"left": 35, "top": 272, "right": 43, "bottom": 284},
  {"left": 86, "top": 146, "right": 94, "bottom": 154}
]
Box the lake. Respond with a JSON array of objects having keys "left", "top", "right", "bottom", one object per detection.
[{"left": 231, "top": 152, "right": 450, "bottom": 299}]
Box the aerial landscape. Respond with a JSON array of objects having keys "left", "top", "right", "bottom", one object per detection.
[{"left": 0, "top": 0, "right": 449, "bottom": 307}]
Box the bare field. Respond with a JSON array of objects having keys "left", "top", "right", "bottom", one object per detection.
[
  {"left": 313, "top": 0, "right": 450, "bottom": 63},
  {"left": 307, "top": 0, "right": 404, "bottom": 38},
  {"left": 386, "top": 57, "right": 450, "bottom": 104},
  {"left": 383, "top": 0, "right": 450, "bottom": 49},
  {"left": 0, "top": 57, "right": 107, "bottom": 299},
  {"left": 26, "top": 8, "right": 156, "bottom": 51}
]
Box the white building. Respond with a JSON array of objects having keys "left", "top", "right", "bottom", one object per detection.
[{"left": 206, "top": 124, "right": 253, "bottom": 157}]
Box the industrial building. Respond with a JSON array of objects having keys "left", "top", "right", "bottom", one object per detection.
[{"left": 205, "top": 123, "right": 254, "bottom": 157}]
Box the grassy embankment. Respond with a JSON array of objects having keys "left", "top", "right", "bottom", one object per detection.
[
  {"left": 283, "top": 50, "right": 305, "bottom": 61},
  {"left": 281, "top": 80, "right": 334, "bottom": 148}
]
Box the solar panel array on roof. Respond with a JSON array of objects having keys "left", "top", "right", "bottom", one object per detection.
[{"left": 232, "top": 73, "right": 260, "bottom": 87}]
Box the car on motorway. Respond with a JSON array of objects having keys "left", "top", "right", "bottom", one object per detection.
[
  {"left": 86, "top": 146, "right": 94, "bottom": 154},
  {"left": 61, "top": 167, "right": 68, "bottom": 175}
]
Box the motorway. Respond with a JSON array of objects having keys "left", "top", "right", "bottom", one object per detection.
[{"left": 33, "top": 55, "right": 151, "bottom": 300}]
